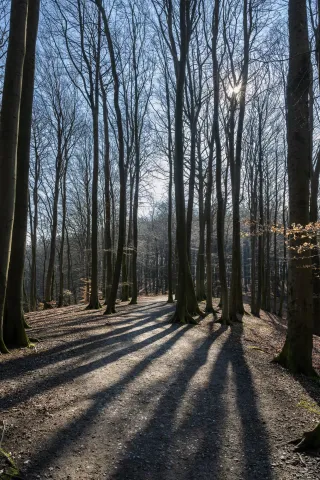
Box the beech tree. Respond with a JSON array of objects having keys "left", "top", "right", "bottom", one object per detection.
[
  {"left": 0, "top": 0, "right": 28, "bottom": 353},
  {"left": 3, "top": 0, "right": 40, "bottom": 346},
  {"left": 275, "top": 0, "right": 314, "bottom": 375}
]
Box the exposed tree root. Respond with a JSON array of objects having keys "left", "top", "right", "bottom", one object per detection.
[
  {"left": 170, "top": 310, "right": 199, "bottom": 325},
  {"left": 291, "top": 424, "right": 320, "bottom": 452},
  {"left": 190, "top": 306, "right": 205, "bottom": 317},
  {"left": 273, "top": 345, "right": 318, "bottom": 377},
  {"left": 85, "top": 301, "right": 102, "bottom": 310},
  {"left": 104, "top": 305, "right": 116, "bottom": 315},
  {"left": 216, "top": 317, "right": 233, "bottom": 326},
  {"left": 129, "top": 299, "right": 137, "bottom": 305},
  {"left": 230, "top": 313, "right": 243, "bottom": 323},
  {"left": 0, "top": 338, "right": 9, "bottom": 354},
  {"left": 23, "top": 319, "right": 31, "bottom": 329}
]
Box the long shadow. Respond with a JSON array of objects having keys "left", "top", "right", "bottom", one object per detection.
[
  {"left": 111, "top": 325, "right": 273, "bottom": 480},
  {"left": 230, "top": 324, "right": 273, "bottom": 479},
  {"left": 37, "top": 303, "right": 173, "bottom": 339},
  {"left": 0, "top": 304, "right": 175, "bottom": 384},
  {"left": 0, "top": 311, "right": 176, "bottom": 411},
  {"left": 265, "top": 312, "right": 287, "bottom": 334},
  {"left": 27, "top": 301, "right": 169, "bottom": 328},
  {"left": 25, "top": 324, "right": 189, "bottom": 478},
  {"left": 107, "top": 326, "right": 227, "bottom": 479}
]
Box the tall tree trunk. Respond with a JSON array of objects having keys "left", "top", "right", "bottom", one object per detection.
[
  {"left": 0, "top": 0, "right": 28, "bottom": 353},
  {"left": 4, "top": 0, "right": 40, "bottom": 346},
  {"left": 273, "top": 149, "right": 279, "bottom": 314},
  {"left": 171, "top": 0, "right": 200, "bottom": 324},
  {"left": 100, "top": 77, "right": 113, "bottom": 304},
  {"left": 253, "top": 112, "right": 264, "bottom": 317},
  {"left": 58, "top": 161, "right": 68, "bottom": 307},
  {"left": 205, "top": 131, "right": 214, "bottom": 313},
  {"left": 275, "top": 0, "right": 314, "bottom": 375},
  {"left": 130, "top": 37, "right": 141, "bottom": 305},
  {"left": 97, "top": 0, "right": 126, "bottom": 314},
  {"left": 165, "top": 67, "right": 174, "bottom": 304},
  {"left": 212, "top": 0, "right": 229, "bottom": 323},
  {"left": 86, "top": 13, "right": 101, "bottom": 310},
  {"left": 121, "top": 177, "right": 130, "bottom": 302},
  {"left": 186, "top": 120, "right": 197, "bottom": 261},
  {"left": 30, "top": 141, "right": 40, "bottom": 311},
  {"left": 278, "top": 178, "right": 287, "bottom": 318},
  {"left": 196, "top": 138, "right": 206, "bottom": 301},
  {"left": 44, "top": 133, "right": 62, "bottom": 308},
  {"left": 229, "top": 0, "right": 250, "bottom": 321}
]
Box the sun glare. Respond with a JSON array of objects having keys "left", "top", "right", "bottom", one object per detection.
[{"left": 229, "top": 83, "right": 241, "bottom": 95}]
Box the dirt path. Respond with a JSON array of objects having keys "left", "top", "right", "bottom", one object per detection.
[{"left": 1, "top": 297, "right": 320, "bottom": 479}]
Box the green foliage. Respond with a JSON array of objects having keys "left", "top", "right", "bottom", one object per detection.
[
  {"left": 297, "top": 399, "right": 320, "bottom": 416},
  {"left": 0, "top": 448, "right": 20, "bottom": 479}
]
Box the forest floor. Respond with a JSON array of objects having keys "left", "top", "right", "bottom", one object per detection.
[{"left": 0, "top": 296, "right": 320, "bottom": 480}]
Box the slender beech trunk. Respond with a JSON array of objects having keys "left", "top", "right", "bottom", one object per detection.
[
  {"left": 276, "top": 0, "right": 314, "bottom": 375},
  {"left": 250, "top": 165, "right": 258, "bottom": 313},
  {"left": 265, "top": 170, "right": 271, "bottom": 311},
  {"left": 86, "top": 13, "right": 101, "bottom": 310},
  {"left": 273, "top": 149, "right": 279, "bottom": 313},
  {"left": 127, "top": 171, "right": 134, "bottom": 299},
  {"left": 253, "top": 112, "right": 264, "bottom": 316},
  {"left": 171, "top": 0, "right": 200, "bottom": 324},
  {"left": 121, "top": 175, "right": 130, "bottom": 302},
  {"left": 58, "top": 160, "right": 68, "bottom": 307},
  {"left": 165, "top": 70, "right": 174, "bottom": 304},
  {"left": 30, "top": 141, "right": 40, "bottom": 311},
  {"left": 229, "top": 0, "right": 250, "bottom": 321},
  {"left": 196, "top": 136, "right": 206, "bottom": 301},
  {"left": 212, "top": 0, "right": 229, "bottom": 322},
  {"left": 278, "top": 178, "right": 287, "bottom": 318},
  {"left": 44, "top": 129, "right": 62, "bottom": 308},
  {"left": 100, "top": 77, "right": 112, "bottom": 304},
  {"left": 205, "top": 130, "right": 214, "bottom": 313},
  {"left": 97, "top": 0, "right": 126, "bottom": 314},
  {"left": 4, "top": 0, "right": 40, "bottom": 347},
  {"left": 0, "top": 0, "right": 28, "bottom": 353},
  {"left": 130, "top": 36, "right": 141, "bottom": 305},
  {"left": 186, "top": 117, "right": 197, "bottom": 261}
]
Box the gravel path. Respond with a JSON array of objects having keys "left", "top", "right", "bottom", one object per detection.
[{"left": 0, "top": 297, "right": 319, "bottom": 479}]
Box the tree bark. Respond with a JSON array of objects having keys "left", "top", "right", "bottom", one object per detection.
[
  {"left": 0, "top": 0, "right": 28, "bottom": 353},
  {"left": 229, "top": 0, "right": 250, "bottom": 321},
  {"left": 275, "top": 0, "right": 314, "bottom": 375},
  {"left": 212, "top": 0, "right": 229, "bottom": 323},
  {"left": 4, "top": 0, "right": 40, "bottom": 347},
  {"left": 96, "top": 0, "right": 126, "bottom": 314},
  {"left": 86, "top": 12, "right": 101, "bottom": 310},
  {"left": 100, "top": 76, "right": 113, "bottom": 304},
  {"left": 171, "top": 0, "right": 200, "bottom": 324}
]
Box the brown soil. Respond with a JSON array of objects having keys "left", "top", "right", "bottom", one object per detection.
[{"left": 0, "top": 296, "right": 319, "bottom": 479}]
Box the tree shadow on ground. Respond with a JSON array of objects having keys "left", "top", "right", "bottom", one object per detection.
[
  {"left": 0, "top": 305, "right": 176, "bottom": 410},
  {"left": 25, "top": 323, "right": 191, "bottom": 478},
  {"left": 22, "top": 318, "right": 273, "bottom": 480},
  {"left": 265, "top": 312, "right": 287, "bottom": 334},
  {"left": 0, "top": 303, "right": 175, "bottom": 385},
  {"left": 108, "top": 323, "right": 273, "bottom": 480}
]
